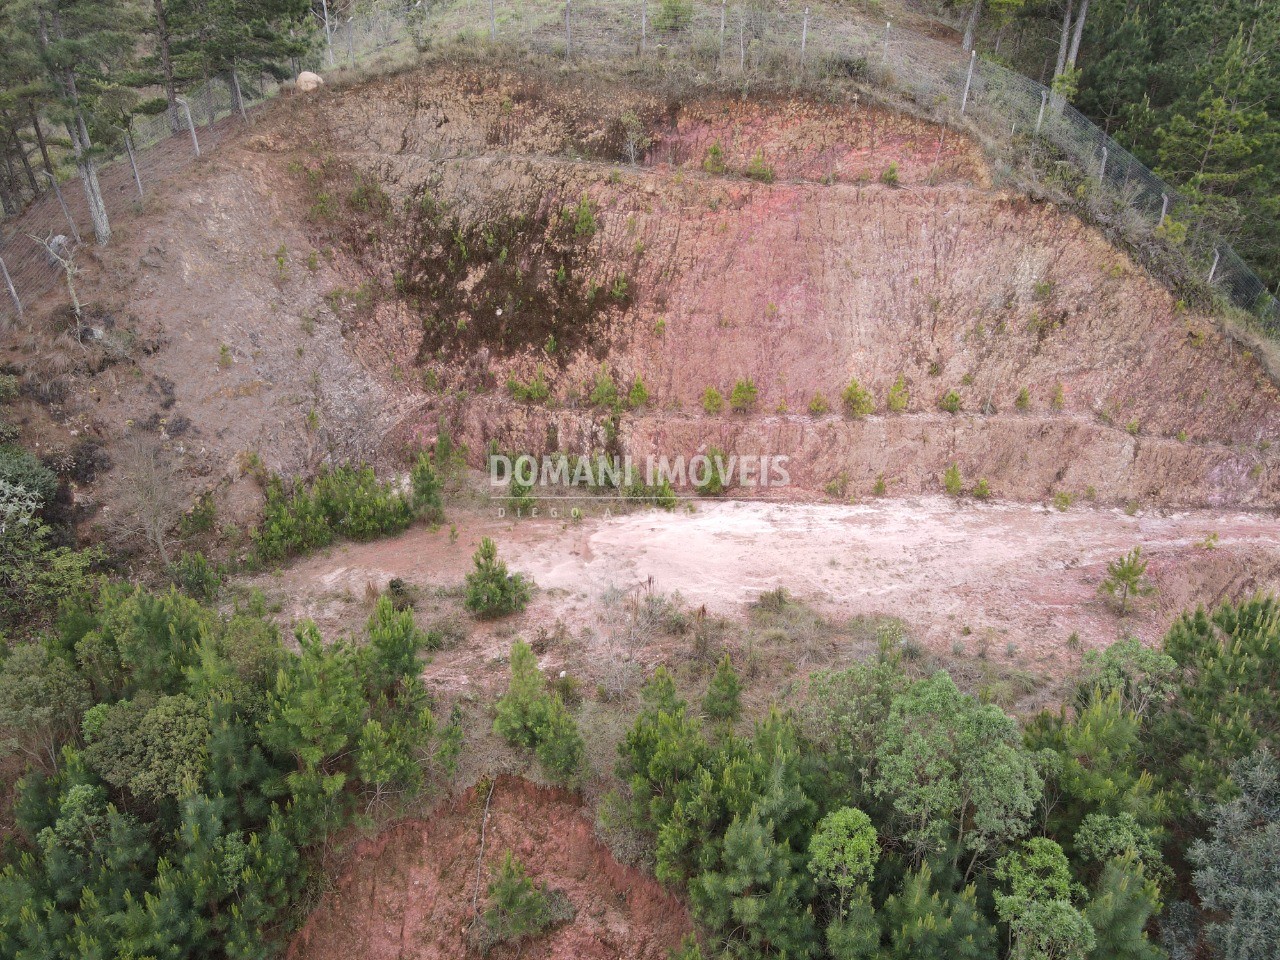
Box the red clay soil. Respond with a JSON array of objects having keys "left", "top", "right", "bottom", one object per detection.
[{"left": 287, "top": 777, "right": 691, "bottom": 960}]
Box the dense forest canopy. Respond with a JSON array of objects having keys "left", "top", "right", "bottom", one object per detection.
[{"left": 959, "top": 0, "right": 1280, "bottom": 288}]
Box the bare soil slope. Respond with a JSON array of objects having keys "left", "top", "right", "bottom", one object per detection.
[
  {"left": 287, "top": 777, "right": 691, "bottom": 960},
  {"left": 29, "top": 59, "right": 1280, "bottom": 519}
]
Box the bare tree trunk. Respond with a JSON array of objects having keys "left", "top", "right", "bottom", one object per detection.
[
  {"left": 1066, "top": 0, "right": 1090, "bottom": 70},
  {"left": 45, "top": 6, "right": 110, "bottom": 244},
  {"left": 152, "top": 0, "right": 181, "bottom": 133},
  {"left": 1053, "top": 0, "right": 1073, "bottom": 79},
  {"left": 4, "top": 113, "right": 39, "bottom": 196},
  {"left": 962, "top": 0, "right": 983, "bottom": 53},
  {"left": 27, "top": 102, "right": 54, "bottom": 182}
]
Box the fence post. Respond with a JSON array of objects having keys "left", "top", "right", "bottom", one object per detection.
[
  {"left": 961, "top": 49, "right": 976, "bottom": 114},
  {"left": 641, "top": 0, "right": 647, "bottom": 51},
  {"left": 565, "top": 0, "right": 572, "bottom": 59},
  {"left": 0, "top": 254, "right": 20, "bottom": 321},
  {"left": 230, "top": 71, "right": 249, "bottom": 123},
  {"left": 1035, "top": 90, "right": 1047, "bottom": 134},
  {"left": 490, "top": 0, "right": 496, "bottom": 40},
  {"left": 348, "top": 21, "right": 356, "bottom": 64},
  {"left": 176, "top": 98, "right": 200, "bottom": 157},
  {"left": 1159, "top": 193, "right": 1169, "bottom": 226},
  {"left": 42, "top": 172, "right": 80, "bottom": 245},
  {"left": 1098, "top": 146, "right": 1107, "bottom": 184},
  {"left": 883, "top": 21, "right": 890, "bottom": 62},
  {"left": 1209, "top": 248, "right": 1220, "bottom": 285},
  {"left": 800, "top": 8, "right": 809, "bottom": 64},
  {"left": 739, "top": 17, "right": 745, "bottom": 71},
  {"left": 124, "top": 132, "right": 144, "bottom": 198}
]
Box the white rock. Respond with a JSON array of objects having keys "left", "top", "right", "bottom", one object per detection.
[{"left": 296, "top": 71, "right": 325, "bottom": 93}]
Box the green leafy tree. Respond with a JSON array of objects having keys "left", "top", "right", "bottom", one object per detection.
[
  {"left": 1188, "top": 748, "right": 1280, "bottom": 960},
  {"left": 1083, "top": 853, "right": 1163, "bottom": 960},
  {"left": 1154, "top": 596, "right": 1280, "bottom": 808},
  {"left": 0, "top": 642, "right": 91, "bottom": 773},
  {"left": 690, "top": 805, "right": 818, "bottom": 959},
  {"left": 881, "top": 864, "right": 997, "bottom": 960},
  {"left": 874, "top": 671, "right": 1042, "bottom": 872},
  {"left": 493, "top": 640, "right": 547, "bottom": 750},
  {"left": 808, "top": 807, "right": 878, "bottom": 918},
  {"left": 995, "top": 837, "right": 1096, "bottom": 960}
]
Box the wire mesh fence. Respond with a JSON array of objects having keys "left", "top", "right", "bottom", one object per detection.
[{"left": 2, "top": 0, "right": 1276, "bottom": 333}]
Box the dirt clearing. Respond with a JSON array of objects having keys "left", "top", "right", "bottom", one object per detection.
[{"left": 267, "top": 495, "right": 1280, "bottom": 695}]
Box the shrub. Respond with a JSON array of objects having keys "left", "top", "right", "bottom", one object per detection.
[
  {"left": 493, "top": 640, "right": 584, "bottom": 783},
  {"left": 654, "top": 0, "right": 693, "bottom": 31},
  {"left": 880, "top": 162, "right": 901, "bottom": 187},
  {"left": 809, "top": 394, "right": 829, "bottom": 415},
  {"left": 1052, "top": 490, "right": 1075, "bottom": 512},
  {"left": 730, "top": 379, "right": 758, "bottom": 413},
  {"left": 943, "top": 464, "right": 963, "bottom": 496},
  {"left": 566, "top": 194, "right": 597, "bottom": 238},
  {"left": 0, "top": 446, "right": 58, "bottom": 508},
  {"left": 628, "top": 376, "right": 650, "bottom": 409},
  {"left": 1015, "top": 387, "right": 1030, "bottom": 411},
  {"left": 841, "top": 378, "right": 875, "bottom": 418},
  {"left": 474, "top": 852, "right": 575, "bottom": 954},
  {"left": 1098, "top": 547, "right": 1154, "bottom": 614},
  {"left": 939, "top": 390, "right": 962, "bottom": 414},
  {"left": 887, "top": 375, "right": 910, "bottom": 412},
  {"left": 703, "top": 654, "right": 742, "bottom": 722},
  {"left": 465, "top": 538, "right": 531, "bottom": 618},
  {"left": 703, "top": 141, "right": 727, "bottom": 174},
  {"left": 1051, "top": 383, "right": 1065, "bottom": 410},
  {"left": 702, "top": 387, "right": 724, "bottom": 414},
  {"left": 694, "top": 447, "right": 732, "bottom": 496},
  {"left": 873, "top": 473, "right": 887, "bottom": 496},
  {"left": 974, "top": 478, "right": 991, "bottom": 500},
  {"left": 170, "top": 551, "right": 221, "bottom": 601},
  {"left": 252, "top": 465, "right": 416, "bottom": 566},
  {"left": 746, "top": 150, "right": 774, "bottom": 183},
  {"left": 410, "top": 452, "right": 444, "bottom": 522},
  {"left": 508, "top": 367, "right": 551, "bottom": 404},
  {"left": 588, "top": 367, "right": 619, "bottom": 408}
]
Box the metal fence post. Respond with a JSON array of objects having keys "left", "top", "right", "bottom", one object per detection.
[
  {"left": 641, "top": 0, "right": 647, "bottom": 51},
  {"left": 176, "top": 98, "right": 200, "bottom": 157},
  {"left": 0, "top": 254, "right": 20, "bottom": 321},
  {"left": 1099, "top": 146, "right": 1107, "bottom": 184},
  {"left": 961, "top": 50, "right": 977, "bottom": 114},
  {"left": 124, "top": 132, "right": 144, "bottom": 198},
  {"left": 800, "top": 8, "right": 809, "bottom": 64},
  {"left": 565, "top": 0, "right": 572, "bottom": 59},
  {"left": 1159, "top": 193, "right": 1169, "bottom": 226},
  {"left": 1035, "top": 90, "right": 1047, "bottom": 134},
  {"left": 1209, "top": 248, "right": 1220, "bottom": 285},
  {"left": 739, "top": 16, "right": 745, "bottom": 71},
  {"left": 883, "top": 21, "right": 890, "bottom": 62},
  {"left": 489, "top": 0, "right": 496, "bottom": 40},
  {"left": 42, "top": 172, "right": 80, "bottom": 244}
]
